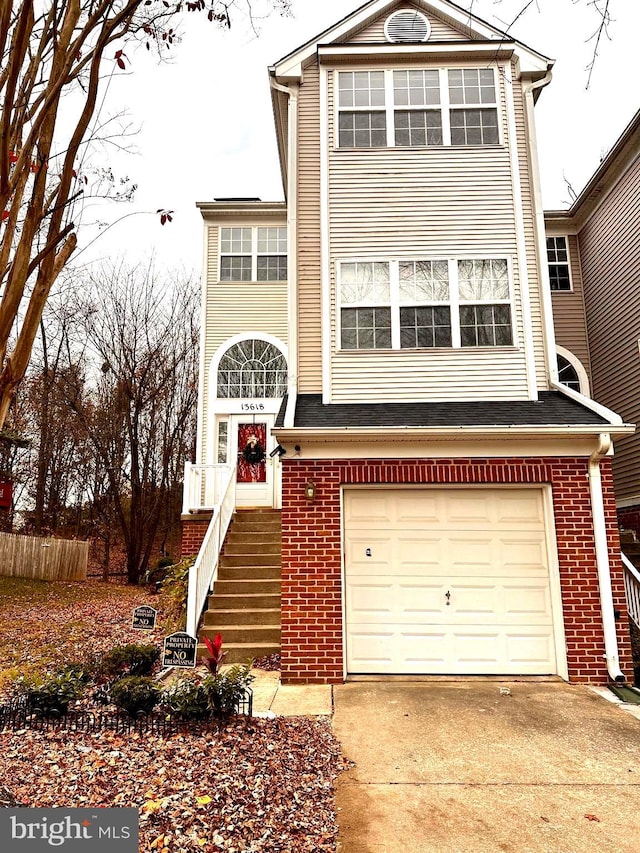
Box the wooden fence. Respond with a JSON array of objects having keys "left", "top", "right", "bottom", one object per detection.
[{"left": 0, "top": 533, "right": 88, "bottom": 581}]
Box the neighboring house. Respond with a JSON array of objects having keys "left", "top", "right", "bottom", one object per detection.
[
  {"left": 183, "top": 0, "right": 636, "bottom": 685},
  {"left": 546, "top": 109, "right": 640, "bottom": 536}
]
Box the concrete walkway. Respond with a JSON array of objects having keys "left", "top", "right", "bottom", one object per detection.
[
  {"left": 250, "top": 669, "right": 333, "bottom": 717},
  {"left": 332, "top": 681, "right": 640, "bottom": 853}
]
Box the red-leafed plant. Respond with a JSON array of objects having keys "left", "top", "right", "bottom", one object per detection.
[{"left": 199, "top": 632, "right": 226, "bottom": 674}]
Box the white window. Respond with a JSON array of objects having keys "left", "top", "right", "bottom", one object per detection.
[
  {"left": 546, "top": 236, "right": 571, "bottom": 291},
  {"left": 337, "top": 71, "right": 387, "bottom": 148},
  {"left": 338, "top": 258, "right": 513, "bottom": 350},
  {"left": 337, "top": 68, "right": 499, "bottom": 148},
  {"left": 458, "top": 259, "right": 512, "bottom": 346},
  {"left": 217, "top": 339, "right": 288, "bottom": 398},
  {"left": 217, "top": 420, "right": 228, "bottom": 463},
  {"left": 339, "top": 262, "right": 392, "bottom": 349},
  {"left": 220, "top": 226, "right": 287, "bottom": 282}
]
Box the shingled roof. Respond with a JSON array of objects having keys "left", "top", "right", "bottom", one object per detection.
[{"left": 276, "top": 391, "right": 612, "bottom": 430}]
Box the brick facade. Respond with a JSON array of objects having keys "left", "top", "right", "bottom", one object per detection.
[
  {"left": 180, "top": 516, "right": 211, "bottom": 559},
  {"left": 280, "top": 456, "right": 633, "bottom": 685}
]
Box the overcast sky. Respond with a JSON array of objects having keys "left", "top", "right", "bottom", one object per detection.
[{"left": 73, "top": 0, "right": 639, "bottom": 274}]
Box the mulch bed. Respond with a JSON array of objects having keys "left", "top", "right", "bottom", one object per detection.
[{"left": 0, "top": 577, "right": 349, "bottom": 851}]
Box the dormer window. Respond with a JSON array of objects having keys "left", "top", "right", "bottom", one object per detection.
[{"left": 337, "top": 68, "right": 499, "bottom": 148}]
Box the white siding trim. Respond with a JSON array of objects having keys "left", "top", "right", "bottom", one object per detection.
[
  {"left": 542, "top": 484, "right": 569, "bottom": 682},
  {"left": 523, "top": 78, "right": 558, "bottom": 387},
  {"left": 321, "top": 65, "right": 332, "bottom": 403},
  {"left": 196, "top": 222, "right": 209, "bottom": 465},
  {"left": 504, "top": 62, "right": 537, "bottom": 400},
  {"left": 285, "top": 83, "right": 299, "bottom": 428}
]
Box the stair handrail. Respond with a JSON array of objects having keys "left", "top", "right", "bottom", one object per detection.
[
  {"left": 621, "top": 550, "right": 640, "bottom": 630},
  {"left": 186, "top": 466, "right": 237, "bottom": 638}
]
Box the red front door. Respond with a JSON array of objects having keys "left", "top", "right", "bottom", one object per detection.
[{"left": 237, "top": 423, "right": 267, "bottom": 483}]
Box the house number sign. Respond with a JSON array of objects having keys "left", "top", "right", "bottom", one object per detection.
[{"left": 240, "top": 402, "right": 265, "bottom": 412}]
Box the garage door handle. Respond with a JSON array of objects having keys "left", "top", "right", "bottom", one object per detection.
[{"left": 445, "top": 590, "right": 451, "bottom": 605}]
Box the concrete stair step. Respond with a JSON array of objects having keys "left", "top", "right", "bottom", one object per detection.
[
  {"left": 225, "top": 532, "right": 282, "bottom": 545},
  {"left": 217, "top": 565, "right": 281, "bottom": 581},
  {"left": 220, "top": 553, "right": 281, "bottom": 568},
  {"left": 229, "top": 522, "right": 282, "bottom": 534},
  {"left": 224, "top": 542, "right": 281, "bottom": 556},
  {"left": 196, "top": 642, "right": 280, "bottom": 665},
  {"left": 201, "top": 624, "right": 280, "bottom": 644},
  {"left": 203, "top": 607, "right": 281, "bottom": 626},
  {"left": 208, "top": 592, "right": 281, "bottom": 610},
  {"left": 214, "top": 578, "right": 280, "bottom": 595}
]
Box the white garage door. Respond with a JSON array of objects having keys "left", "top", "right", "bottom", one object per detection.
[{"left": 344, "top": 488, "right": 559, "bottom": 675}]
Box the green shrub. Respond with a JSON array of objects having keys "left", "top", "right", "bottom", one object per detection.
[
  {"left": 201, "top": 663, "right": 254, "bottom": 717},
  {"left": 96, "top": 643, "right": 160, "bottom": 679},
  {"left": 110, "top": 676, "right": 160, "bottom": 717},
  {"left": 160, "top": 675, "right": 211, "bottom": 720},
  {"left": 12, "top": 668, "right": 86, "bottom": 716},
  {"left": 158, "top": 557, "right": 194, "bottom": 632}
]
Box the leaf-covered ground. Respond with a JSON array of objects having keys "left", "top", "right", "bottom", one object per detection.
[{"left": 0, "top": 578, "right": 347, "bottom": 851}]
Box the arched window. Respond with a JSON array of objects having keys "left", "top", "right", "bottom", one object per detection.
[
  {"left": 217, "top": 339, "right": 287, "bottom": 399},
  {"left": 557, "top": 354, "right": 581, "bottom": 392}
]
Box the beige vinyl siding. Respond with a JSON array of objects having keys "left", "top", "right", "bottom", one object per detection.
[
  {"left": 200, "top": 225, "right": 288, "bottom": 460},
  {"left": 327, "top": 62, "right": 531, "bottom": 402},
  {"left": 578, "top": 154, "right": 640, "bottom": 502},
  {"left": 550, "top": 235, "right": 591, "bottom": 374},
  {"left": 332, "top": 349, "right": 527, "bottom": 400},
  {"left": 297, "top": 61, "right": 323, "bottom": 393},
  {"left": 347, "top": 6, "right": 470, "bottom": 43},
  {"left": 511, "top": 71, "right": 547, "bottom": 392}
]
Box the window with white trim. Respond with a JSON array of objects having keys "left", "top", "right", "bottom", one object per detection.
[
  {"left": 458, "top": 259, "right": 512, "bottom": 346},
  {"left": 546, "top": 236, "right": 571, "bottom": 291},
  {"left": 219, "top": 226, "right": 287, "bottom": 282},
  {"left": 557, "top": 354, "right": 580, "bottom": 391},
  {"left": 217, "top": 339, "right": 288, "bottom": 398},
  {"left": 338, "top": 258, "right": 512, "bottom": 350},
  {"left": 337, "top": 67, "right": 499, "bottom": 148}
]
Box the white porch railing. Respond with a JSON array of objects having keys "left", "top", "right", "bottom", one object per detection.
[
  {"left": 186, "top": 465, "right": 237, "bottom": 638},
  {"left": 183, "top": 462, "right": 235, "bottom": 514},
  {"left": 621, "top": 551, "right": 640, "bottom": 630}
]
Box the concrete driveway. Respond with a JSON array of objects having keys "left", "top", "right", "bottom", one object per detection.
[{"left": 333, "top": 681, "right": 640, "bottom": 853}]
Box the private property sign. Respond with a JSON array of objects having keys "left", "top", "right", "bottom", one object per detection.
[{"left": 162, "top": 632, "right": 197, "bottom": 668}]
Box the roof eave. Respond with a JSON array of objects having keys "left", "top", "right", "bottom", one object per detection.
[{"left": 273, "top": 424, "right": 635, "bottom": 441}]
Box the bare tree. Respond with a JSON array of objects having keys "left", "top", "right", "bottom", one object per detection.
[
  {"left": 64, "top": 259, "right": 199, "bottom": 583},
  {"left": 0, "top": 0, "right": 290, "bottom": 431}
]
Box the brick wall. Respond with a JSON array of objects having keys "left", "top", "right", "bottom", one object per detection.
[
  {"left": 180, "top": 516, "right": 211, "bottom": 559},
  {"left": 280, "top": 456, "right": 633, "bottom": 685}
]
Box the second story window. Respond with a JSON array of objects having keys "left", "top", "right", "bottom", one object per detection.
[
  {"left": 338, "top": 258, "right": 512, "bottom": 350},
  {"left": 546, "top": 236, "right": 571, "bottom": 291},
  {"left": 340, "top": 262, "right": 391, "bottom": 349},
  {"left": 220, "top": 226, "right": 287, "bottom": 282},
  {"left": 337, "top": 67, "right": 499, "bottom": 149}
]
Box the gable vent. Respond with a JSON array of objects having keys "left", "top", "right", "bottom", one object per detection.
[{"left": 384, "top": 9, "right": 431, "bottom": 43}]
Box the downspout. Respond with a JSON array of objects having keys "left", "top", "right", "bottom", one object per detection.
[
  {"left": 589, "top": 433, "right": 626, "bottom": 682},
  {"left": 270, "top": 77, "right": 298, "bottom": 428},
  {"left": 522, "top": 68, "right": 560, "bottom": 386}
]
